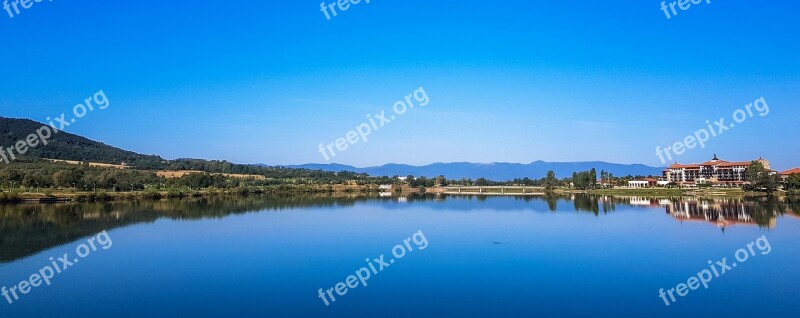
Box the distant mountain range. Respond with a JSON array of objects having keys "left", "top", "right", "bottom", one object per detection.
[
  {"left": 1, "top": 117, "right": 664, "bottom": 180},
  {"left": 282, "top": 161, "right": 665, "bottom": 180}
]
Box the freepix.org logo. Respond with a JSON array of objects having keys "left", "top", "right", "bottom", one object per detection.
[
  {"left": 3, "top": 0, "right": 54, "bottom": 19},
  {"left": 660, "top": 0, "right": 712, "bottom": 20},
  {"left": 317, "top": 230, "right": 429, "bottom": 306},
  {"left": 319, "top": 0, "right": 372, "bottom": 21},
  {"left": 2, "top": 231, "right": 113, "bottom": 305},
  {"left": 655, "top": 97, "right": 769, "bottom": 165},
  {"left": 317, "top": 86, "right": 430, "bottom": 161},
  {"left": 0, "top": 90, "right": 110, "bottom": 165}
]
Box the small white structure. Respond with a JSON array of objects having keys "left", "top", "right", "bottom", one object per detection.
[
  {"left": 628, "top": 178, "right": 658, "bottom": 188},
  {"left": 628, "top": 180, "right": 650, "bottom": 188},
  {"left": 379, "top": 185, "right": 393, "bottom": 192}
]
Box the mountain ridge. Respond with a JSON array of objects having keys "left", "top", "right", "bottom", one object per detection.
[
  {"left": 2, "top": 117, "right": 664, "bottom": 180},
  {"left": 279, "top": 161, "right": 664, "bottom": 180}
]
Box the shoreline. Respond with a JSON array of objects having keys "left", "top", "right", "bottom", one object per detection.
[
  {"left": 2, "top": 185, "right": 795, "bottom": 204},
  {"left": 0, "top": 184, "right": 422, "bottom": 204}
]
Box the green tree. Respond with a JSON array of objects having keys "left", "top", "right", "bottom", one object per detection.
[
  {"left": 786, "top": 174, "right": 800, "bottom": 190},
  {"left": 22, "top": 171, "right": 51, "bottom": 189},
  {"left": 543, "top": 170, "right": 558, "bottom": 191},
  {"left": 53, "top": 169, "right": 84, "bottom": 188},
  {"left": 746, "top": 161, "right": 779, "bottom": 193}
]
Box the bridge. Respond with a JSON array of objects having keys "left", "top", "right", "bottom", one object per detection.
[{"left": 440, "top": 186, "right": 547, "bottom": 196}]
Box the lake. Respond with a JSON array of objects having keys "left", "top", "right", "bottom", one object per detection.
[{"left": 1, "top": 194, "right": 798, "bottom": 317}]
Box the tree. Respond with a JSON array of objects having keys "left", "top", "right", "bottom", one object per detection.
[
  {"left": 476, "top": 178, "right": 488, "bottom": 186},
  {"left": 543, "top": 170, "right": 558, "bottom": 191},
  {"left": 434, "top": 175, "right": 447, "bottom": 187},
  {"left": 0, "top": 169, "right": 24, "bottom": 183},
  {"left": 746, "top": 161, "right": 779, "bottom": 193},
  {"left": 414, "top": 176, "right": 431, "bottom": 187},
  {"left": 53, "top": 169, "right": 84, "bottom": 188},
  {"left": 600, "top": 170, "right": 606, "bottom": 187},
  {"left": 522, "top": 177, "right": 532, "bottom": 186},
  {"left": 786, "top": 174, "right": 800, "bottom": 190},
  {"left": 22, "top": 171, "right": 51, "bottom": 188}
]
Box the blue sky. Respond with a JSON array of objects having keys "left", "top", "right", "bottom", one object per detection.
[{"left": 0, "top": 0, "right": 798, "bottom": 169}]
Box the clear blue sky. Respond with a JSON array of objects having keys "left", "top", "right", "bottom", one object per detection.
[{"left": 0, "top": 0, "right": 798, "bottom": 169}]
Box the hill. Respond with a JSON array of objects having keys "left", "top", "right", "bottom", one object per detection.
[
  {"left": 2, "top": 117, "right": 664, "bottom": 181},
  {"left": 0, "top": 117, "right": 165, "bottom": 168},
  {"left": 285, "top": 161, "right": 665, "bottom": 180},
  {"left": 0, "top": 117, "right": 320, "bottom": 177}
]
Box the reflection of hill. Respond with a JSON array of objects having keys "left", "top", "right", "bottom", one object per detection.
[
  {"left": 2, "top": 194, "right": 797, "bottom": 263},
  {"left": 0, "top": 194, "right": 378, "bottom": 263}
]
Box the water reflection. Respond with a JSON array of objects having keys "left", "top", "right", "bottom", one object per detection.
[
  {"left": 662, "top": 196, "right": 800, "bottom": 229},
  {"left": 591, "top": 195, "right": 799, "bottom": 229},
  {"left": 0, "top": 194, "right": 383, "bottom": 263},
  {"left": 1, "top": 193, "right": 797, "bottom": 264}
]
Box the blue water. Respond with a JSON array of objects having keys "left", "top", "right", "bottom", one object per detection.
[{"left": 1, "top": 195, "right": 798, "bottom": 317}]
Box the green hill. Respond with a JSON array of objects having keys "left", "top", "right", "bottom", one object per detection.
[
  {"left": 0, "top": 117, "right": 164, "bottom": 168},
  {"left": 0, "top": 117, "right": 375, "bottom": 192}
]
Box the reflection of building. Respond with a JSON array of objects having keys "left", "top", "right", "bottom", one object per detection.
[
  {"left": 662, "top": 154, "right": 771, "bottom": 187},
  {"left": 664, "top": 199, "right": 777, "bottom": 229},
  {"left": 627, "top": 196, "right": 659, "bottom": 206}
]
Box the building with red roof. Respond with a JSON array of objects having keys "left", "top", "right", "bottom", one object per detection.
[
  {"left": 781, "top": 168, "right": 800, "bottom": 183},
  {"left": 628, "top": 178, "right": 659, "bottom": 188},
  {"left": 781, "top": 168, "right": 800, "bottom": 175},
  {"left": 662, "top": 154, "right": 770, "bottom": 187}
]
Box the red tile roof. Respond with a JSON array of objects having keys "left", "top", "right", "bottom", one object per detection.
[
  {"left": 669, "top": 164, "right": 701, "bottom": 169},
  {"left": 717, "top": 161, "right": 752, "bottom": 167},
  {"left": 671, "top": 159, "right": 758, "bottom": 169},
  {"left": 782, "top": 168, "right": 800, "bottom": 175}
]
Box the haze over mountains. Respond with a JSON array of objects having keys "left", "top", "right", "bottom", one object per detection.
[
  {"left": 2, "top": 117, "right": 664, "bottom": 180},
  {"left": 284, "top": 162, "right": 665, "bottom": 180}
]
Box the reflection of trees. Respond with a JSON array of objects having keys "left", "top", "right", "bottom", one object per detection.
[
  {"left": 750, "top": 197, "right": 782, "bottom": 227},
  {"left": 0, "top": 193, "right": 384, "bottom": 263},
  {"left": 4, "top": 193, "right": 797, "bottom": 263},
  {"left": 785, "top": 196, "right": 800, "bottom": 216},
  {"left": 546, "top": 195, "right": 558, "bottom": 212},
  {"left": 601, "top": 197, "right": 616, "bottom": 214},
  {"left": 572, "top": 194, "right": 600, "bottom": 216}
]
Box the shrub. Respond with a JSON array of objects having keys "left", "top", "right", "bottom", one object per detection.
[
  {"left": 0, "top": 192, "right": 21, "bottom": 203},
  {"left": 141, "top": 188, "right": 163, "bottom": 200},
  {"left": 166, "top": 188, "right": 186, "bottom": 198},
  {"left": 232, "top": 186, "right": 251, "bottom": 195}
]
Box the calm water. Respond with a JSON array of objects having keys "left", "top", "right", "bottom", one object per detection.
[{"left": 1, "top": 194, "right": 799, "bottom": 317}]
